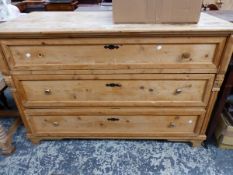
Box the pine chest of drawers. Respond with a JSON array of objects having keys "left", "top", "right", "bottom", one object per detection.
[{"left": 0, "top": 12, "right": 233, "bottom": 146}]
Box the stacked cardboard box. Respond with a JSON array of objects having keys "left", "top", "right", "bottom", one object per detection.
[
  {"left": 215, "top": 112, "right": 233, "bottom": 149},
  {"left": 112, "top": 0, "right": 202, "bottom": 24}
]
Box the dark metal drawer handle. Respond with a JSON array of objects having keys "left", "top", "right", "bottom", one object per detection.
[
  {"left": 107, "top": 118, "right": 120, "bottom": 122},
  {"left": 104, "top": 44, "right": 119, "bottom": 50},
  {"left": 106, "top": 83, "right": 122, "bottom": 87}
]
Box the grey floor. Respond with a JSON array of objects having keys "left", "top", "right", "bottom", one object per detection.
[
  {"left": 0, "top": 118, "right": 233, "bottom": 175},
  {"left": 0, "top": 82, "right": 233, "bottom": 175},
  {"left": 0, "top": 89, "right": 233, "bottom": 175},
  {"left": 0, "top": 91, "right": 233, "bottom": 175}
]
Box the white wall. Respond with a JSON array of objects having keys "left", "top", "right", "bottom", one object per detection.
[{"left": 203, "top": 0, "right": 233, "bottom": 10}]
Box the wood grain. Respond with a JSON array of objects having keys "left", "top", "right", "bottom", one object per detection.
[
  {"left": 14, "top": 74, "right": 215, "bottom": 107},
  {"left": 0, "top": 12, "right": 232, "bottom": 145},
  {"left": 0, "top": 37, "right": 225, "bottom": 71},
  {"left": 218, "top": 35, "right": 233, "bottom": 74},
  {"left": 29, "top": 115, "right": 199, "bottom": 135},
  {"left": 0, "top": 12, "right": 232, "bottom": 38}
]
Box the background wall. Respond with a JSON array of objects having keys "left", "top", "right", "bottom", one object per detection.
[{"left": 203, "top": 0, "right": 233, "bottom": 10}]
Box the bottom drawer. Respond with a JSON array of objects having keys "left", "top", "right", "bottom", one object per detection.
[{"left": 29, "top": 115, "right": 201, "bottom": 136}]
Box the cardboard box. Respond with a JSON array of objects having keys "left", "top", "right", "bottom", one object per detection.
[
  {"left": 112, "top": 0, "right": 202, "bottom": 24},
  {"left": 215, "top": 113, "right": 233, "bottom": 149}
]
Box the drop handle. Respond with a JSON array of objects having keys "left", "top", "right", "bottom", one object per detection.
[
  {"left": 44, "top": 119, "right": 59, "bottom": 127},
  {"left": 168, "top": 122, "right": 176, "bottom": 128},
  {"left": 174, "top": 88, "right": 182, "bottom": 95},
  {"left": 52, "top": 121, "right": 59, "bottom": 127},
  {"left": 104, "top": 44, "right": 120, "bottom": 50},
  {"left": 107, "top": 118, "right": 120, "bottom": 122},
  {"left": 106, "top": 83, "right": 122, "bottom": 87},
  {"left": 44, "top": 89, "right": 52, "bottom": 95},
  {"left": 174, "top": 84, "right": 192, "bottom": 95}
]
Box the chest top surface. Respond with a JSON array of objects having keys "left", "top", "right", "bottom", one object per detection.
[{"left": 0, "top": 11, "right": 233, "bottom": 38}]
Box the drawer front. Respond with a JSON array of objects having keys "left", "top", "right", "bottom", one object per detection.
[
  {"left": 16, "top": 74, "right": 215, "bottom": 107},
  {"left": 29, "top": 115, "right": 200, "bottom": 136},
  {"left": 2, "top": 38, "right": 225, "bottom": 71}
]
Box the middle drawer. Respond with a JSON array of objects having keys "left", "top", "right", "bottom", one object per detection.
[{"left": 15, "top": 74, "right": 215, "bottom": 108}]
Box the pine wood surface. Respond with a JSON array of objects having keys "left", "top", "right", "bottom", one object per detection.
[
  {"left": 1, "top": 37, "right": 225, "bottom": 71},
  {"left": 0, "top": 12, "right": 233, "bottom": 38},
  {"left": 0, "top": 12, "right": 232, "bottom": 146},
  {"left": 16, "top": 74, "right": 214, "bottom": 107}
]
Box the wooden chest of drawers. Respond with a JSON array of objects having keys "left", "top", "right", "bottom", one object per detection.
[{"left": 0, "top": 12, "right": 233, "bottom": 146}]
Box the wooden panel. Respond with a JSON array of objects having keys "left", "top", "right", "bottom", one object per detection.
[
  {"left": 200, "top": 91, "right": 219, "bottom": 134},
  {"left": 10, "top": 68, "right": 218, "bottom": 75},
  {"left": 1, "top": 37, "right": 225, "bottom": 71},
  {"left": 25, "top": 107, "right": 206, "bottom": 116},
  {"left": 21, "top": 80, "right": 207, "bottom": 106},
  {"left": 8, "top": 44, "right": 215, "bottom": 67},
  {"left": 25, "top": 107, "right": 205, "bottom": 139},
  {"left": 0, "top": 12, "right": 233, "bottom": 38},
  {"left": 0, "top": 10, "right": 232, "bottom": 145},
  {"left": 15, "top": 74, "right": 215, "bottom": 107},
  {"left": 45, "top": 1, "right": 78, "bottom": 11},
  {"left": 0, "top": 46, "right": 9, "bottom": 76},
  {"left": 29, "top": 115, "right": 199, "bottom": 136},
  {"left": 218, "top": 35, "right": 233, "bottom": 74}
]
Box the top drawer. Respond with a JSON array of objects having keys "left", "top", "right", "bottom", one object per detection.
[{"left": 1, "top": 37, "right": 225, "bottom": 72}]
